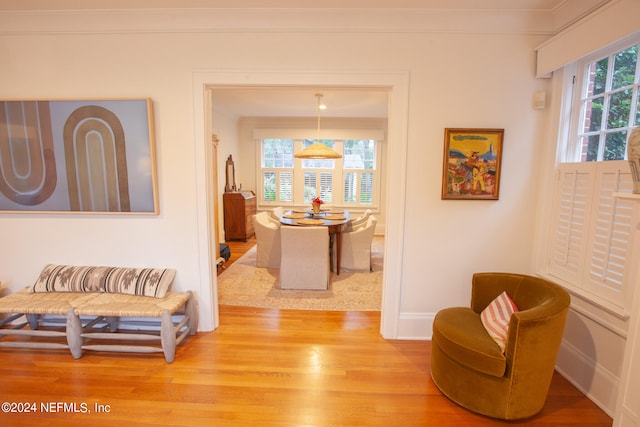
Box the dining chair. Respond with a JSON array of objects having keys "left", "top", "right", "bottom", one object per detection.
[
  {"left": 253, "top": 212, "right": 281, "bottom": 268},
  {"left": 340, "top": 215, "right": 377, "bottom": 272},
  {"left": 280, "top": 225, "right": 329, "bottom": 290},
  {"left": 269, "top": 206, "right": 284, "bottom": 222},
  {"left": 346, "top": 209, "right": 372, "bottom": 231}
]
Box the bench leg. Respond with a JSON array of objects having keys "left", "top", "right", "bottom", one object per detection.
[
  {"left": 160, "top": 310, "right": 176, "bottom": 363},
  {"left": 26, "top": 313, "right": 40, "bottom": 330},
  {"left": 186, "top": 291, "right": 198, "bottom": 335},
  {"left": 106, "top": 316, "right": 118, "bottom": 332},
  {"left": 66, "top": 308, "right": 83, "bottom": 359}
]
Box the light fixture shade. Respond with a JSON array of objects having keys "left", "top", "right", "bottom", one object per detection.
[
  {"left": 294, "top": 93, "right": 343, "bottom": 159},
  {"left": 294, "top": 142, "right": 342, "bottom": 159}
]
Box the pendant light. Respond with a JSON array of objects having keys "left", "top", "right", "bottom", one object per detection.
[{"left": 294, "top": 93, "right": 342, "bottom": 159}]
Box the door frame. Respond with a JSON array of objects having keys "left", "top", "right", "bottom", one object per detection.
[{"left": 192, "top": 70, "right": 409, "bottom": 338}]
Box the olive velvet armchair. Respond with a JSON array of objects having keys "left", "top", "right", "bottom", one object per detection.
[{"left": 430, "top": 272, "right": 570, "bottom": 420}]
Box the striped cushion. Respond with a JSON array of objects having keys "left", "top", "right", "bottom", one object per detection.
[
  {"left": 31, "top": 264, "right": 176, "bottom": 298},
  {"left": 480, "top": 291, "right": 518, "bottom": 353}
]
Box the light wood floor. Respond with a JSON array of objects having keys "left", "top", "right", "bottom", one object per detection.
[
  {"left": 1, "top": 239, "right": 611, "bottom": 426},
  {"left": 217, "top": 237, "right": 256, "bottom": 275},
  {"left": 0, "top": 305, "right": 612, "bottom": 426}
]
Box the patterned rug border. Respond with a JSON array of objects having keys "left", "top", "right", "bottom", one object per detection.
[{"left": 217, "top": 237, "right": 384, "bottom": 311}]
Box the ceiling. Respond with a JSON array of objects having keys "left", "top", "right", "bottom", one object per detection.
[{"left": 212, "top": 87, "right": 390, "bottom": 119}]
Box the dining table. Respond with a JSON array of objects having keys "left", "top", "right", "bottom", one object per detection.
[{"left": 278, "top": 209, "right": 350, "bottom": 275}]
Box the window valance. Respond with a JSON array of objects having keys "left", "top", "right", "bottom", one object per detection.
[
  {"left": 253, "top": 128, "right": 385, "bottom": 141},
  {"left": 535, "top": 0, "right": 640, "bottom": 77}
]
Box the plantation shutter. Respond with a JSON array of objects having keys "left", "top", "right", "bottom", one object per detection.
[
  {"left": 279, "top": 171, "right": 292, "bottom": 202},
  {"left": 548, "top": 161, "right": 635, "bottom": 309},
  {"left": 584, "top": 162, "right": 634, "bottom": 307},
  {"left": 318, "top": 172, "right": 331, "bottom": 202},
  {"left": 548, "top": 163, "right": 594, "bottom": 284}
]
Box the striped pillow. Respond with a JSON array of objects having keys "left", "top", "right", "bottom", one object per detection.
[
  {"left": 480, "top": 291, "right": 519, "bottom": 353},
  {"left": 31, "top": 264, "right": 176, "bottom": 298}
]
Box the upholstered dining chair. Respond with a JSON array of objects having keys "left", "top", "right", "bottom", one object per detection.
[
  {"left": 339, "top": 215, "right": 377, "bottom": 272},
  {"left": 280, "top": 225, "right": 329, "bottom": 290},
  {"left": 430, "top": 272, "right": 571, "bottom": 420},
  {"left": 269, "top": 206, "right": 284, "bottom": 222},
  {"left": 253, "top": 212, "right": 281, "bottom": 268},
  {"left": 346, "top": 209, "right": 372, "bottom": 231}
]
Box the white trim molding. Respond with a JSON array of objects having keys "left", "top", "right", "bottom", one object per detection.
[{"left": 192, "top": 69, "right": 410, "bottom": 337}]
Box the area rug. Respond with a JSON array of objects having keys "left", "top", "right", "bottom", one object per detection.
[{"left": 217, "top": 237, "right": 384, "bottom": 311}]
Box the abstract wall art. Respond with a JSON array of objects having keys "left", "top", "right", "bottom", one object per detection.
[{"left": 0, "top": 99, "right": 158, "bottom": 214}]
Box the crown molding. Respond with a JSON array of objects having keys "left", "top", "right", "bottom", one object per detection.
[{"left": 0, "top": 8, "right": 556, "bottom": 36}]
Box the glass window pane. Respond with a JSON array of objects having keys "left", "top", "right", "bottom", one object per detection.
[
  {"left": 607, "top": 89, "right": 632, "bottom": 130},
  {"left": 263, "top": 171, "right": 276, "bottom": 202},
  {"left": 262, "top": 139, "right": 293, "bottom": 168},
  {"left": 586, "top": 58, "right": 608, "bottom": 97},
  {"left": 585, "top": 135, "right": 600, "bottom": 162},
  {"left": 604, "top": 131, "right": 628, "bottom": 160},
  {"left": 344, "top": 139, "right": 376, "bottom": 170},
  {"left": 636, "top": 96, "right": 640, "bottom": 126},
  {"left": 584, "top": 97, "right": 604, "bottom": 132},
  {"left": 302, "top": 139, "right": 336, "bottom": 169},
  {"left": 612, "top": 45, "right": 638, "bottom": 90}
]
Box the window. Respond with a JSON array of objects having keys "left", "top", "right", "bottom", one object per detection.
[
  {"left": 344, "top": 139, "right": 376, "bottom": 204},
  {"left": 258, "top": 137, "right": 380, "bottom": 209},
  {"left": 301, "top": 139, "right": 336, "bottom": 203},
  {"left": 261, "top": 139, "right": 293, "bottom": 203},
  {"left": 544, "top": 36, "right": 640, "bottom": 314},
  {"left": 572, "top": 39, "right": 640, "bottom": 162}
]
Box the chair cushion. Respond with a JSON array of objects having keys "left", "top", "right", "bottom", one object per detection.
[
  {"left": 480, "top": 291, "right": 518, "bottom": 352},
  {"left": 433, "top": 307, "right": 506, "bottom": 377}
]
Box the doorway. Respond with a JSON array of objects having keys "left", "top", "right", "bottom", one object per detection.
[{"left": 192, "top": 71, "right": 409, "bottom": 338}]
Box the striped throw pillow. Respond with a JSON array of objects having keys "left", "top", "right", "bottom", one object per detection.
[
  {"left": 31, "top": 264, "right": 176, "bottom": 298},
  {"left": 480, "top": 291, "right": 518, "bottom": 353}
]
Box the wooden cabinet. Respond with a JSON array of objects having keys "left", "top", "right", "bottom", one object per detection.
[{"left": 223, "top": 191, "right": 256, "bottom": 241}]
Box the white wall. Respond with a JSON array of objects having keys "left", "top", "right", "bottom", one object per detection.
[
  {"left": 211, "top": 104, "right": 241, "bottom": 241},
  {"left": 0, "top": 9, "right": 550, "bottom": 331},
  {"left": 0, "top": 7, "right": 561, "bottom": 336}
]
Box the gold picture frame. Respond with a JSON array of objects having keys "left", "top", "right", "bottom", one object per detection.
[
  {"left": 442, "top": 128, "right": 504, "bottom": 200},
  {"left": 0, "top": 98, "right": 158, "bottom": 214}
]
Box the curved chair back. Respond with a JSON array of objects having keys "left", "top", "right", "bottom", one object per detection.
[
  {"left": 253, "top": 212, "right": 281, "bottom": 268},
  {"left": 280, "top": 225, "right": 329, "bottom": 290},
  {"left": 340, "top": 215, "right": 377, "bottom": 272},
  {"left": 269, "top": 207, "right": 284, "bottom": 222},
  {"left": 431, "top": 272, "right": 570, "bottom": 420}
]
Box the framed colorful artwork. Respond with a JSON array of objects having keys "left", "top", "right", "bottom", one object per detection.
[
  {"left": 0, "top": 99, "right": 158, "bottom": 214},
  {"left": 441, "top": 128, "right": 504, "bottom": 200}
]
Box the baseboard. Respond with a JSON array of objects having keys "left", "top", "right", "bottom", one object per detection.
[
  {"left": 555, "top": 339, "right": 619, "bottom": 417},
  {"left": 397, "top": 311, "right": 434, "bottom": 340}
]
